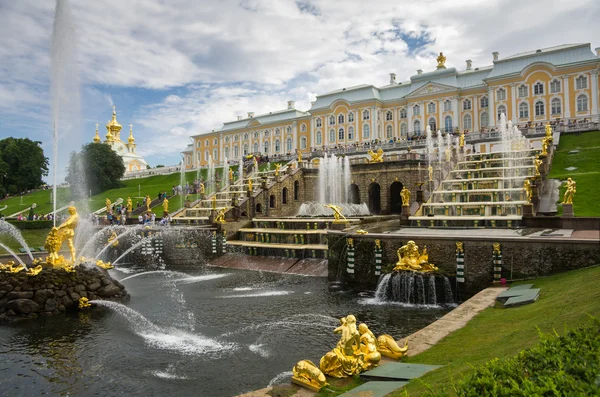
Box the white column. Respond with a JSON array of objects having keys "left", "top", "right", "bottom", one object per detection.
[
  {"left": 563, "top": 75, "right": 571, "bottom": 118},
  {"left": 293, "top": 123, "right": 297, "bottom": 152},
  {"left": 591, "top": 70, "right": 599, "bottom": 120},
  {"left": 393, "top": 107, "right": 398, "bottom": 138},
  {"left": 511, "top": 84, "right": 517, "bottom": 123},
  {"left": 453, "top": 97, "right": 459, "bottom": 130},
  {"left": 438, "top": 99, "right": 443, "bottom": 132},
  {"left": 488, "top": 87, "right": 495, "bottom": 126},
  {"left": 473, "top": 95, "right": 479, "bottom": 132},
  {"left": 371, "top": 106, "right": 376, "bottom": 140},
  {"left": 407, "top": 104, "right": 413, "bottom": 135}
]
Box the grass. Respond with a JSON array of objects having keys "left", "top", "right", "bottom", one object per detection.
[
  {"left": 0, "top": 188, "right": 70, "bottom": 218},
  {"left": 385, "top": 265, "right": 600, "bottom": 396},
  {"left": 0, "top": 228, "right": 51, "bottom": 255},
  {"left": 547, "top": 130, "right": 600, "bottom": 217}
]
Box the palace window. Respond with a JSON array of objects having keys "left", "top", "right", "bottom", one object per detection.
[
  {"left": 377, "top": 125, "right": 381, "bottom": 137},
  {"left": 243, "top": 144, "right": 248, "bottom": 156},
  {"left": 253, "top": 143, "right": 258, "bottom": 153},
  {"left": 286, "top": 138, "right": 293, "bottom": 151},
  {"left": 197, "top": 141, "right": 201, "bottom": 148},
  {"left": 275, "top": 128, "right": 280, "bottom": 135},
  {"left": 348, "top": 126, "right": 354, "bottom": 140},
  {"left": 234, "top": 146, "right": 239, "bottom": 158},
  {"left": 213, "top": 138, "right": 218, "bottom": 145},
  {"left": 316, "top": 118, "right": 322, "bottom": 128},
  {"left": 481, "top": 112, "right": 489, "bottom": 127},
  {"left": 329, "top": 129, "right": 335, "bottom": 142},
  {"left": 534, "top": 82, "right": 544, "bottom": 95},
  {"left": 234, "top": 135, "right": 239, "bottom": 142},
  {"left": 498, "top": 105, "right": 507, "bottom": 120},
  {"left": 463, "top": 99, "right": 472, "bottom": 111},
  {"left": 348, "top": 112, "right": 354, "bottom": 122},
  {"left": 535, "top": 101, "right": 545, "bottom": 116},
  {"left": 575, "top": 75, "right": 587, "bottom": 90},
  {"left": 264, "top": 130, "right": 269, "bottom": 137},
  {"left": 286, "top": 126, "right": 292, "bottom": 134},
  {"left": 400, "top": 123, "right": 408, "bottom": 138},
  {"left": 263, "top": 141, "right": 269, "bottom": 153},
  {"left": 428, "top": 118, "right": 436, "bottom": 132},
  {"left": 399, "top": 108, "right": 407, "bottom": 118},
  {"left": 363, "top": 110, "right": 370, "bottom": 120},
  {"left": 518, "top": 85, "right": 528, "bottom": 98},
  {"left": 338, "top": 128, "right": 345, "bottom": 140},
  {"left": 253, "top": 132, "right": 259, "bottom": 139},
  {"left": 577, "top": 94, "right": 588, "bottom": 112},
  {"left": 427, "top": 102, "right": 436, "bottom": 114},
  {"left": 243, "top": 133, "right": 248, "bottom": 140},
  {"left": 386, "top": 110, "right": 393, "bottom": 121},
  {"left": 386, "top": 125, "right": 393, "bottom": 138},
  {"left": 463, "top": 114, "right": 472, "bottom": 130},
  {"left": 213, "top": 149, "right": 218, "bottom": 160},
  {"left": 480, "top": 96, "right": 489, "bottom": 108},
  {"left": 329, "top": 115, "right": 336, "bottom": 125},
  {"left": 551, "top": 98, "right": 561, "bottom": 115},
  {"left": 338, "top": 114, "right": 345, "bottom": 124},
  {"left": 444, "top": 116, "right": 452, "bottom": 132},
  {"left": 275, "top": 140, "right": 281, "bottom": 152},
  {"left": 205, "top": 139, "right": 209, "bottom": 146},
  {"left": 316, "top": 131, "right": 322, "bottom": 145},
  {"left": 224, "top": 147, "right": 229, "bottom": 158},
  {"left": 497, "top": 88, "right": 506, "bottom": 101},
  {"left": 204, "top": 150, "right": 209, "bottom": 161},
  {"left": 300, "top": 137, "right": 307, "bottom": 149},
  {"left": 519, "top": 102, "right": 529, "bottom": 119},
  {"left": 300, "top": 124, "right": 306, "bottom": 132},
  {"left": 413, "top": 120, "right": 421, "bottom": 135},
  {"left": 413, "top": 105, "right": 420, "bottom": 116},
  {"left": 443, "top": 100, "right": 451, "bottom": 112},
  {"left": 363, "top": 124, "right": 370, "bottom": 139},
  {"left": 550, "top": 80, "right": 561, "bottom": 93}
]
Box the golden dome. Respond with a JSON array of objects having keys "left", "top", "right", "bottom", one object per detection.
[
  {"left": 93, "top": 123, "right": 101, "bottom": 143},
  {"left": 128, "top": 124, "right": 135, "bottom": 144},
  {"left": 106, "top": 106, "right": 122, "bottom": 136}
]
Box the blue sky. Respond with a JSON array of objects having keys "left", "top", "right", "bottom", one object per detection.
[{"left": 0, "top": 0, "right": 598, "bottom": 182}]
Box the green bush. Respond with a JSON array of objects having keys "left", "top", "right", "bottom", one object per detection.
[
  {"left": 7, "top": 220, "right": 54, "bottom": 230},
  {"left": 428, "top": 319, "right": 600, "bottom": 396}
]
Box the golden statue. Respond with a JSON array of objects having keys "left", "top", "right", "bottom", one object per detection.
[
  {"left": 319, "top": 315, "right": 362, "bottom": 378},
  {"left": 493, "top": 242, "right": 501, "bottom": 255},
  {"left": 291, "top": 360, "right": 328, "bottom": 392},
  {"left": 126, "top": 197, "right": 133, "bottom": 212},
  {"left": 105, "top": 198, "right": 112, "bottom": 213},
  {"left": 253, "top": 156, "right": 258, "bottom": 170},
  {"left": 96, "top": 259, "right": 114, "bottom": 270},
  {"left": 108, "top": 231, "right": 119, "bottom": 247},
  {"left": 436, "top": 52, "right": 446, "bottom": 69},
  {"left": 215, "top": 208, "right": 227, "bottom": 223},
  {"left": 358, "top": 323, "right": 381, "bottom": 371},
  {"left": 456, "top": 241, "right": 464, "bottom": 254},
  {"left": 324, "top": 204, "right": 347, "bottom": 222},
  {"left": 297, "top": 149, "right": 303, "bottom": 162},
  {"left": 393, "top": 240, "right": 438, "bottom": 272},
  {"left": 25, "top": 265, "right": 43, "bottom": 276},
  {"left": 541, "top": 137, "right": 549, "bottom": 156},
  {"left": 78, "top": 297, "right": 92, "bottom": 309},
  {"left": 428, "top": 165, "right": 433, "bottom": 181},
  {"left": 162, "top": 198, "right": 169, "bottom": 213},
  {"left": 199, "top": 182, "right": 205, "bottom": 194},
  {"left": 562, "top": 177, "right": 576, "bottom": 204},
  {"left": 545, "top": 124, "right": 553, "bottom": 142},
  {"left": 534, "top": 155, "right": 543, "bottom": 177},
  {"left": 377, "top": 335, "right": 409, "bottom": 360},
  {"left": 524, "top": 179, "right": 533, "bottom": 203},
  {"left": 355, "top": 229, "right": 369, "bottom": 235},
  {"left": 229, "top": 168, "right": 233, "bottom": 182},
  {"left": 43, "top": 206, "right": 79, "bottom": 271},
  {"left": 400, "top": 186, "right": 411, "bottom": 207},
  {"left": 367, "top": 148, "right": 384, "bottom": 163},
  {"left": 1, "top": 262, "right": 25, "bottom": 273},
  {"left": 459, "top": 131, "right": 465, "bottom": 148},
  {"left": 211, "top": 195, "right": 217, "bottom": 210},
  {"left": 375, "top": 239, "right": 381, "bottom": 249},
  {"left": 248, "top": 178, "right": 253, "bottom": 192},
  {"left": 275, "top": 164, "right": 281, "bottom": 176}
]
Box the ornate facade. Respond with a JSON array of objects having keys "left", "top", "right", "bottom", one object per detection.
[
  {"left": 93, "top": 107, "right": 149, "bottom": 174},
  {"left": 184, "top": 43, "right": 600, "bottom": 169}
]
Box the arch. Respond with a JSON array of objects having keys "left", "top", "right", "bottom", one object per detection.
[
  {"left": 389, "top": 181, "right": 403, "bottom": 214},
  {"left": 551, "top": 98, "right": 561, "bottom": 115},
  {"left": 294, "top": 180, "right": 300, "bottom": 201},
  {"left": 534, "top": 100, "right": 545, "bottom": 116},
  {"left": 316, "top": 131, "right": 322, "bottom": 145},
  {"left": 269, "top": 195, "right": 276, "bottom": 208},
  {"left": 349, "top": 184, "right": 360, "bottom": 204},
  {"left": 282, "top": 187, "right": 288, "bottom": 204},
  {"left": 428, "top": 117, "right": 437, "bottom": 132},
  {"left": 255, "top": 203, "right": 262, "bottom": 213},
  {"left": 386, "top": 124, "right": 393, "bottom": 138},
  {"left": 400, "top": 123, "right": 408, "bottom": 138},
  {"left": 300, "top": 136, "right": 307, "bottom": 149},
  {"left": 463, "top": 114, "right": 472, "bottom": 130},
  {"left": 413, "top": 120, "right": 421, "bottom": 135},
  {"left": 368, "top": 183, "right": 381, "bottom": 214},
  {"left": 577, "top": 94, "right": 588, "bottom": 112},
  {"left": 480, "top": 112, "right": 489, "bottom": 128},
  {"left": 275, "top": 139, "right": 281, "bottom": 152},
  {"left": 444, "top": 115, "right": 453, "bottom": 132}
]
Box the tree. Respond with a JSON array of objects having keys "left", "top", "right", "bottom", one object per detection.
[
  {"left": 0, "top": 138, "right": 49, "bottom": 195},
  {"left": 66, "top": 143, "right": 125, "bottom": 199}
]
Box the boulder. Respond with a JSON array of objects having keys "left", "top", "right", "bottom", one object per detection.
[
  {"left": 55, "top": 290, "right": 67, "bottom": 298},
  {"left": 34, "top": 289, "right": 54, "bottom": 304},
  {"left": 74, "top": 284, "right": 86, "bottom": 292},
  {"left": 6, "top": 299, "right": 40, "bottom": 314},
  {"left": 6, "top": 291, "right": 34, "bottom": 300},
  {"left": 44, "top": 299, "right": 58, "bottom": 312},
  {"left": 69, "top": 292, "right": 81, "bottom": 302},
  {"left": 87, "top": 282, "right": 101, "bottom": 291},
  {"left": 98, "top": 284, "right": 121, "bottom": 298}
]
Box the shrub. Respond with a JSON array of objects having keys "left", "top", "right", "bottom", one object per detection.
[{"left": 7, "top": 220, "right": 54, "bottom": 230}]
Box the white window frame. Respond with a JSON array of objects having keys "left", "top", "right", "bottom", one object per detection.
[
  {"left": 329, "top": 115, "right": 336, "bottom": 125},
  {"left": 463, "top": 114, "right": 472, "bottom": 130},
  {"left": 329, "top": 129, "right": 335, "bottom": 142},
  {"left": 386, "top": 125, "right": 393, "bottom": 138},
  {"left": 348, "top": 126, "right": 354, "bottom": 140},
  {"left": 443, "top": 100, "right": 451, "bottom": 112},
  {"left": 348, "top": 112, "right": 354, "bottom": 122},
  {"left": 533, "top": 82, "right": 544, "bottom": 96},
  {"left": 363, "top": 124, "right": 370, "bottom": 139},
  {"left": 338, "top": 114, "right": 345, "bottom": 124},
  {"left": 362, "top": 110, "right": 370, "bottom": 120},
  {"left": 463, "top": 99, "right": 472, "bottom": 111},
  {"left": 427, "top": 102, "right": 436, "bottom": 114},
  {"left": 497, "top": 88, "right": 506, "bottom": 101},
  {"left": 286, "top": 138, "right": 292, "bottom": 152},
  {"left": 338, "top": 128, "right": 344, "bottom": 140},
  {"left": 399, "top": 108, "right": 407, "bottom": 118},
  {"left": 413, "top": 105, "right": 420, "bottom": 116},
  {"left": 413, "top": 120, "right": 421, "bottom": 135},
  {"left": 551, "top": 98, "right": 561, "bottom": 115},
  {"left": 575, "top": 75, "right": 588, "bottom": 90},
  {"left": 550, "top": 80, "right": 561, "bottom": 93},
  {"left": 518, "top": 85, "right": 528, "bottom": 98},
  {"left": 519, "top": 102, "right": 529, "bottom": 119},
  {"left": 300, "top": 137, "right": 307, "bottom": 149},
  {"left": 480, "top": 96, "right": 489, "bottom": 108},
  {"left": 480, "top": 112, "right": 489, "bottom": 127},
  {"left": 534, "top": 100, "right": 545, "bottom": 117},
  {"left": 386, "top": 110, "right": 393, "bottom": 121},
  {"left": 316, "top": 118, "right": 322, "bottom": 128},
  {"left": 577, "top": 94, "right": 588, "bottom": 112},
  {"left": 316, "top": 131, "right": 322, "bottom": 145}
]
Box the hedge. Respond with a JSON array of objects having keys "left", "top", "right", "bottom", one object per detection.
[{"left": 6, "top": 220, "right": 54, "bottom": 230}]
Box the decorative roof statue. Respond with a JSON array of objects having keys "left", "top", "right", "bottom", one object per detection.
[{"left": 436, "top": 52, "right": 447, "bottom": 69}]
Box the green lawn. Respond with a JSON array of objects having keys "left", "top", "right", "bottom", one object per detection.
[
  {"left": 0, "top": 188, "right": 70, "bottom": 217},
  {"left": 388, "top": 266, "right": 600, "bottom": 396},
  {"left": 0, "top": 228, "right": 51, "bottom": 255},
  {"left": 547, "top": 130, "right": 600, "bottom": 216}
]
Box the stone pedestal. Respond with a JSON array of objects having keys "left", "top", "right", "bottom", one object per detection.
[
  {"left": 330, "top": 222, "right": 348, "bottom": 231},
  {"left": 247, "top": 190, "right": 252, "bottom": 198},
  {"left": 562, "top": 203, "right": 574, "bottom": 218},
  {"left": 416, "top": 190, "right": 424, "bottom": 203},
  {"left": 209, "top": 209, "right": 217, "bottom": 223},
  {"left": 400, "top": 205, "right": 411, "bottom": 225},
  {"left": 522, "top": 203, "right": 534, "bottom": 217}
]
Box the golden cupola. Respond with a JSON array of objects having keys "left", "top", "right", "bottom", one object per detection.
[
  {"left": 128, "top": 124, "right": 135, "bottom": 144},
  {"left": 105, "top": 106, "right": 122, "bottom": 141},
  {"left": 93, "top": 123, "right": 101, "bottom": 143}
]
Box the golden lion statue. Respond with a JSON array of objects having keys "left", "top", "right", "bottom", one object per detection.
[{"left": 291, "top": 360, "right": 328, "bottom": 391}]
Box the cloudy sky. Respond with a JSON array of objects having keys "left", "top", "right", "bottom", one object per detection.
[{"left": 0, "top": 0, "right": 598, "bottom": 181}]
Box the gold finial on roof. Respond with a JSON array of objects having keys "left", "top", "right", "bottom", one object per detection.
[
  {"left": 436, "top": 52, "right": 446, "bottom": 69},
  {"left": 106, "top": 105, "right": 122, "bottom": 140},
  {"left": 93, "top": 123, "right": 101, "bottom": 143},
  {"left": 128, "top": 124, "right": 135, "bottom": 144}
]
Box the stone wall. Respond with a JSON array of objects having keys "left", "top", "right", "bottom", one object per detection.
[
  {"left": 0, "top": 267, "right": 129, "bottom": 323},
  {"left": 327, "top": 231, "right": 600, "bottom": 297}
]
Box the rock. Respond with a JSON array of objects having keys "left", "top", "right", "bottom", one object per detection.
[
  {"left": 52, "top": 309, "right": 60, "bottom": 315},
  {"left": 0, "top": 291, "right": 6, "bottom": 300},
  {"left": 88, "top": 293, "right": 97, "bottom": 300},
  {"left": 79, "top": 291, "right": 87, "bottom": 298},
  {"left": 74, "top": 284, "right": 86, "bottom": 292},
  {"left": 41, "top": 311, "right": 53, "bottom": 317},
  {"left": 13, "top": 286, "right": 21, "bottom": 292},
  {"left": 6, "top": 309, "right": 15, "bottom": 316},
  {"left": 55, "top": 290, "right": 67, "bottom": 298},
  {"left": 87, "top": 282, "right": 101, "bottom": 291},
  {"left": 58, "top": 304, "right": 66, "bottom": 312},
  {"left": 6, "top": 291, "right": 34, "bottom": 300},
  {"left": 113, "top": 280, "right": 125, "bottom": 289},
  {"left": 69, "top": 292, "right": 81, "bottom": 301},
  {"left": 44, "top": 299, "right": 58, "bottom": 312},
  {"left": 6, "top": 299, "right": 40, "bottom": 314},
  {"left": 34, "top": 289, "right": 54, "bottom": 304},
  {"left": 61, "top": 295, "right": 73, "bottom": 307},
  {"left": 0, "top": 298, "right": 7, "bottom": 310},
  {"left": 101, "top": 278, "right": 111, "bottom": 286},
  {"left": 98, "top": 284, "right": 121, "bottom": 298}
]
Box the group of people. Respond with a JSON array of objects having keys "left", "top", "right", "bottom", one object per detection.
[
  {"left": 14, "top": 213, "right": 54, "bottom": 221},
  {"left": 137, "top": 212, "right": 171, "bottom": 226}
]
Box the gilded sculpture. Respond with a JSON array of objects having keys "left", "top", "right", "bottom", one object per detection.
[
  {"left": 199, "top": 182, "right": 205, "bottom": 194},
  {"left": 358, "top": 323, "right": 381, "bottom": 371},
  {"left": 78, "top": 297, "right": 92, "bottom": 309},
  {"left": 375, "top": 239, "right": 381, "bottom": 249},
  {"left": 25, "top": 265, "right": 43, "bottom": 276},
  {"left": 456, "top": 241, "right": 464, "bottom": 254},
  {"left": 493, "top": 242, "right": 501, "bottom": 255},
  {"left": 436, "top": 52, "right": 446, "bottom": 69},
  {"left": 459, "top": 131, "right": 465, "bottom": 148},
  {"left": 324, "top": 204, "right": 347, "bottom": 222},
  {"left": 291, "top": 360, "right": 328, "bottom": 391},
  {"left": 275, "top": 164, "right": 281, "bottom": 176},
  {"left": 367, "top": 148, "right": 384, "bottom": 163},
  {"left": 319, "top": 315, "right": 363, "bottom": 378},
  {"left": 215, "top": 208, "right": 227, "bottom": 223},
  {"left": 211, "top": 195, "right": 217, "bottom": 210},
  {"left": 105, "top": 198, "right": 112, "bottom": 213},
  {"left": 229, "top": 168, "right": 233, "bottom": 182},
  {"left": 355, "top": 229, "right": 369, "bottom": 235},
  {"left": 562, "top": 177, "right": 576, "bottom": 204},
  {"left": 162, "top": 198, "right": 169, "bottom": 213},
  {"left": 44, "top": 205, "right": 79, "bottom": 271},
  {"left": 145, "top": 195, "right": 152, "bottom": 212},
  {"left": 346, "top": 237, "right": 353, "bottom": 248},
  {"left": 96, "top": 259, "right": 114, "bottom": 270},
  {"left": 400, "top": 186, "right": 411, "bottom": 207},
  {"left": 534, "top": 155, "right": 542, "bottom": 177},
  {"left": 545, "top": 123, "right": 553, "bottom": 142},
  {"left": 541, "top": 137, "right": 549, "bottom": 156},
  {"left": 428, "top": 165, "right": 433, "bottom": 181},
  {"left": 393, "top": 240, "right": 438, "bottom": 272},
  {"left": 108, "top": 231, "right": 119, "bottom": 247},
  {"left": 248, "top": 178, "right": 253, "bottom": 192},
  {"left": 0, "top": 261, "right": 25, "bottom": 273},
  {"left": 126, "top": 197, "right": 133, "bottom": 212},
  {"left": 297, "top": 149, "right": 302, "bottom": 162},
  {"left": 377, "top": 335, "right": 409, "bottom": 360},
  {"left": 524, "top": 179, "right": 533, "bottom": 203}
]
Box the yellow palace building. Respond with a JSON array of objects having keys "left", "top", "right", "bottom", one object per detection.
[{"left": 184, "top": 43, "right": 599, "bottom": 169}]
